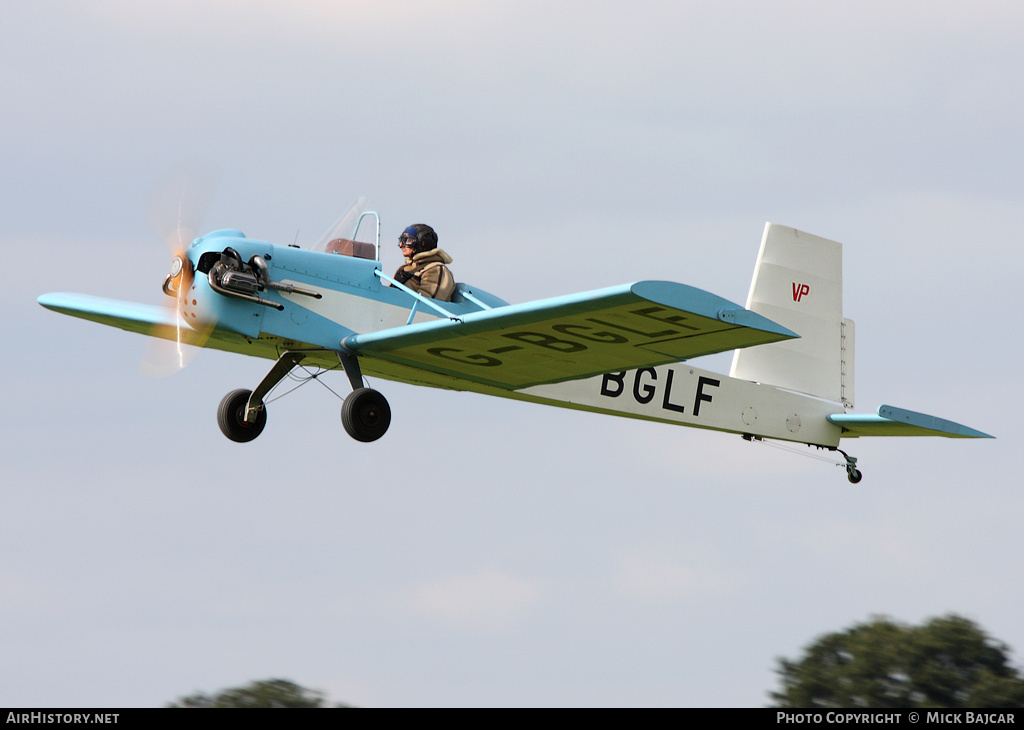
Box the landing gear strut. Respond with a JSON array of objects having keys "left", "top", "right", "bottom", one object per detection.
[{"left": 216, "top": 351, "right": 306, "bottom": 443}]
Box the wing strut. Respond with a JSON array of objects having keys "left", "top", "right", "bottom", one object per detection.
[{"left": 373, "top": 269, "right": 462, "bottom": 323}]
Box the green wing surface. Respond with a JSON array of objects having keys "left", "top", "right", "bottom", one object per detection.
[
  {"left": 828, "top": 405, "right": 993, "bottom": 438},
  {"left": 344, "top": 281, "right": 798, "bottom": 390}
]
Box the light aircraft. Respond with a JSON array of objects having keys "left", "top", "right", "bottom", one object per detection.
[{"left": 38, "top": 199, "right": 992, "bottom": 482}]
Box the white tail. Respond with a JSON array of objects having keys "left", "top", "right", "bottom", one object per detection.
[{"left": 729, "top": 223, "right": 854, "bottom": 407}]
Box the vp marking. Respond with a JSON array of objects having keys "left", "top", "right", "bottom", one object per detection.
[{"left": 792, "top": 282, "right": 810, "bottom": 302}]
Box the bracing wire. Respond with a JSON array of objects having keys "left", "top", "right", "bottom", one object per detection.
[
  {"left": 751, "top": 437, "right": 847, "bottom": 468},
  {"left": 263, "top": 361, "right": 347, "bottom": 406}
]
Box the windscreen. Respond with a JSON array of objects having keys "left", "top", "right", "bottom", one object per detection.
[{"left": 310, "top": 196, "right": 379, "bottom": 258}]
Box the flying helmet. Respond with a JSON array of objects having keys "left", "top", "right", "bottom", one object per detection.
[{"left": 398, "top": 224, "right": 438, "bottom": 255}]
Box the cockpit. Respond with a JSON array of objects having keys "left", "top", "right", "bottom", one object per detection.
[
  {"left": 309, "top": 197, "right": 508, "bottom": 314},
  {"left": 184, "top": 197, "right": 508, "bottom": 324}
]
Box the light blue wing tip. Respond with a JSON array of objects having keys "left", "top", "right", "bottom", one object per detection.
[
  {"left": 629, "top": 281, "right": 799, "bottom": 339},
  {"left": 38, "top": 292, "right": 63, "bottom": 308}
]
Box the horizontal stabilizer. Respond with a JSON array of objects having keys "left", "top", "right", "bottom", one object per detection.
[
  {"left": 828, "top": 405, "right": 993, "bottom": 439},
  {"left": 344, "top": 281, "right": 798, "bottom": 390}
]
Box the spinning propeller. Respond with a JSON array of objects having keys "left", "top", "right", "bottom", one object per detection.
[{"left": 140, "top": 162, "right": 221, "bottom": 377}]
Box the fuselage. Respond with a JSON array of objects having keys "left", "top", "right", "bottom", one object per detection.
[{"left": 183, "top": 230, "right": 845, "bottom": 448}]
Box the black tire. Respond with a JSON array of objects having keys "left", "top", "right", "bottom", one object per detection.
[
  {"left": 847, "top": 467, "right": 863, "bottom": 484},
  {"left": 341, "top": 388, "right": 391, "bottom": 442},
  {"left": 217, "top": 388, "right": 267, "bottom": 443}
]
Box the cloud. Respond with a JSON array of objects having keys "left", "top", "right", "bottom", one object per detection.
[
  {"left": 410, "top": 569, "right": 541, "bottom": 630},
  {"left": 83, "top": 0, "right": 494, "bottom": 45},
  {"left": 612, "top": 544, "right": 741, "bottom": 602},
  {"left": 0, "top": 570, "right": 58, "bottom": 612}
]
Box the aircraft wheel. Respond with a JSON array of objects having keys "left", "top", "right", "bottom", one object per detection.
[
  {"left": 342, "top": 388, "right": 391, "bottom": 442},
  {"left": 847, "top": 467, "right": 863, "bottom": 484},
  {"left": 217, "top": 388, "right": 267, "bottom": 443}
]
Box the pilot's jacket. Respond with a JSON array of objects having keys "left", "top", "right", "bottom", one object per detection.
[{"left": 395, "top": 248, "right": 456, "bottom": 302}]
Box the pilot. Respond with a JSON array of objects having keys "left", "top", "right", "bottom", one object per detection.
[{"left": 393, "top": 223, "right": 456, "bottom": 301}]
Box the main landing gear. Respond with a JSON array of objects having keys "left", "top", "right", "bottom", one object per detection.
[{"left": 216, "top": 350, "right": 391, "bottom": 444}]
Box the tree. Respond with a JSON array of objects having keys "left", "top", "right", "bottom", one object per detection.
[
  {"left": 168, "top": 678, "right": 349, "bottom": 708},
  {"left": 770, "top": 614, "right": 1024, "bottom": 708}
]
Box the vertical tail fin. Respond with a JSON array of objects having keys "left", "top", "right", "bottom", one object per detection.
[{"left": 729, "top": 223, "right": 854, "bottom": 407}]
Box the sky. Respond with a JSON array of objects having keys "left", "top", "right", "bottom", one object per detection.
[{"left": 2, "top": 0, "right": 1021, "bottom": 708}]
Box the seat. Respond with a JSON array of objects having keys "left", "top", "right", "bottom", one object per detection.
[{"left": 325, "top": 238, "right": 376, "bottom": 260}]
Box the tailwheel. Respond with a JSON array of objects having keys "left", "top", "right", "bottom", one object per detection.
[
  {"left": 341, "top": 387, "right": 391, "bottom": 442},
  {"left": 217, "top": 388, "right": 267, "bottom": 443},
  {"left": 836, "top": 448, "right": 862, "bottom": 484}
]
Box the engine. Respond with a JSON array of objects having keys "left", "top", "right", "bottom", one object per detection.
[{"left": 197, "top": 247, "right": 320, "bottom": 311}]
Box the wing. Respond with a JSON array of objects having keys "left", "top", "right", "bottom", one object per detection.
[
  {"left": 38, "top": 293, "right": 201, "bottom": 340},
  {"left": 36, "top": 292, "right": 248, "bottom": 350},
  {"left": 344, "top": 281, "right": 798, "bottom": 389},
  {"left": 828, "top": 405, "right": 993, "bottom": 438}
]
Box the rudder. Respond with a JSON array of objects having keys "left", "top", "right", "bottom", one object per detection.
[{"left": 729, "top": 223, "right": 854, "bottom": 407}]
